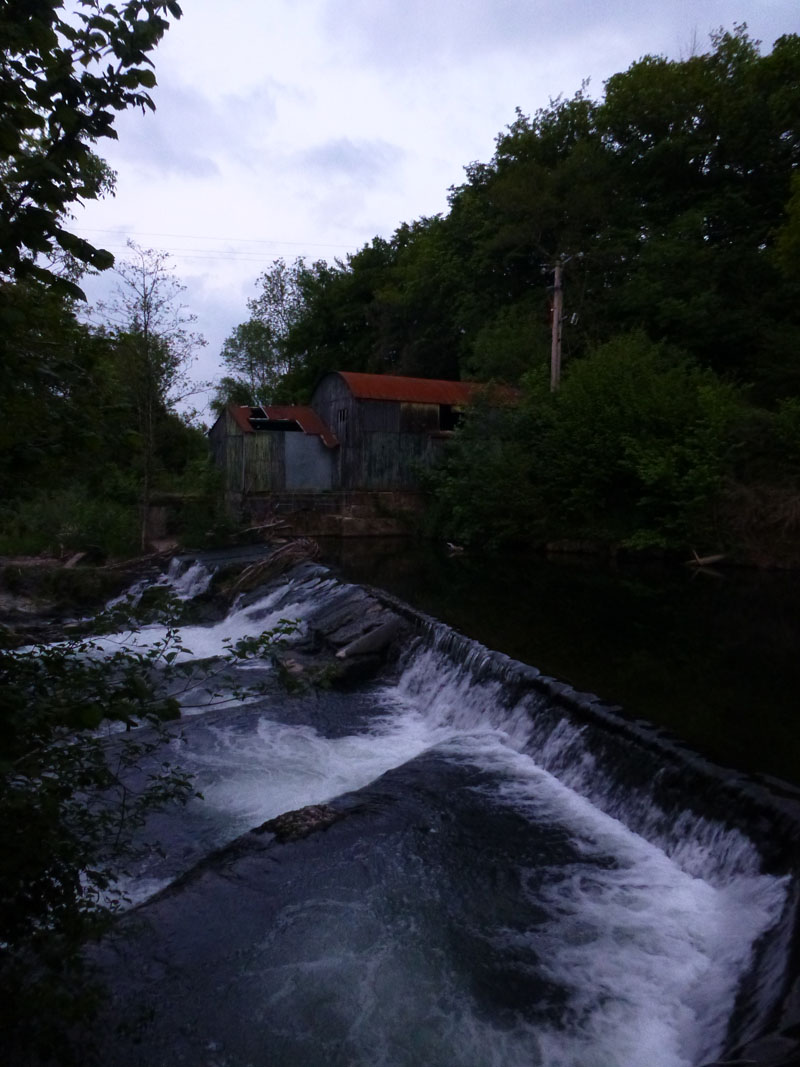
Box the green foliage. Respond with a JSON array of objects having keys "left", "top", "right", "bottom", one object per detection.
[
  {"left": 0, "top": 484, "right": 139, "bottom": 557},
  {"left": 213, "top": 320, "right": 282, "bottom": 411},
  {"left": 0, "top": 268, "right": 211, "bottom": 558},
  {"left": 0, "top": 596, "right": 296, "bottom": 1062},
  {"left": 466, "top": 300, "right": 549, "bottom": 382},
  {"left": 208, "top": 26, "right": 800, "bottom": 555},
  {"left": 536, "top": 335, "right": 742, "bottom": 547},
  {"left": 0, "top": 619, "right": 193, "bottom": 1061},
  {"left": 0, "top": 0, "right": 183, "bottom": 296},
  {"left": 422, "top": 397, "right": 541, "bottom": 549},
  {"left": 426, "top": 335, "right": 742, "bottom": 550},
  {"left": 217, "top": 258, "right": 319, "bottom": 406},
  {"left": 220, "top": 26, "right": 800, "bottom": 400}
]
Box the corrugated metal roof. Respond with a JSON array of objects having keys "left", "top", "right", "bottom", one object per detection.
[
  {"left": 229, "top": 406, "right": 255, "bottom": 434},
  {"left": 264, "top": 406, "right": 339, "bottom": 448},
  {"left": 335, "top": 371, "right": 515, "bottom": 406},
  {"left": 228, "top": 405, "right": 338, "bottom": 448}
]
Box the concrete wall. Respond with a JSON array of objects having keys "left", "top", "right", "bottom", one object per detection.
[{"left": 285, "top": 433, "right": 335, "bottom": 490}]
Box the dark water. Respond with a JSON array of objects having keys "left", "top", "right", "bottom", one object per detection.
[{"left": 318, "top": 539, "right": 800, "bottom": 788}]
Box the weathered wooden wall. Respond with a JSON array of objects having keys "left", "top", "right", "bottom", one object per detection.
[
  {"left": 207, "top": 410, "right": 246, "bottom": 494},
  {"left": 243, "top": 432, "right": 284, "bottom": 493},
  {"left": 311, "top": 376, "right": 447, "bottom": 490},
  {"left": 210, "top": 381, "right": 455, "bottom": 504}
]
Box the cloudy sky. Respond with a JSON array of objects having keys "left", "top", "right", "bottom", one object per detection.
[{"left": 74, "top": 0, "right": 799, "bottom": 411}]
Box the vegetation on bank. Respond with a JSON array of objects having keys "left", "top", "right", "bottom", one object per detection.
[
  {"left": 215, "top": 27, "right": 800, "bottom": 560},
  {"left": 0, "top": 248, "right": 222, "bottom": 560},
  {"left": 0, "top": 1, "right": 216, "bottom": 562},
  {"left": 0, "top": 575, "right": 296, "bottom": 1064}
]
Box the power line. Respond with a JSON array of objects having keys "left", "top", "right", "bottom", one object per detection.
[
  {"left": 83, "top": 244, "right": 296, "bottom": 263},
  {"left": 76, "top": 227, "right": 360, "bottom": 249}
]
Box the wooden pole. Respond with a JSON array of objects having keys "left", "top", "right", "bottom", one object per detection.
[{"left": 550, "top": 259, "right": 563, "bottom": 392}]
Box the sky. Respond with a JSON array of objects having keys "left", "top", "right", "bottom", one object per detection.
[{"left": 73, "top": 0, "right": 800, "bottom": 414}]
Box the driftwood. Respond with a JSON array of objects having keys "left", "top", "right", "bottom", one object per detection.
[
  {"left": 236, "top": 519, "right": 291, "bottom": 541},
  {"left": 102, "top": 549, "right": 176, "bottom": 571},
  {"left": 228, "top": 539, "right": 320, "bottom": 596},
  {"left": 686, "top": 550, "right": 727, "bottom": 567}
]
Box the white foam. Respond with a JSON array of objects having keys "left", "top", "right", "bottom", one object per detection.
[
  {"left": 181, "top": 709, "right": 443, "bottom": 836},
  {"left": 456, "top": 740, "right": 787, "bottom": 1067}
]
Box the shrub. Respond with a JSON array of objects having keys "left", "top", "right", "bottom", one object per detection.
[{"left": 0, "top": 487, "right": 139, "bottom": 558}]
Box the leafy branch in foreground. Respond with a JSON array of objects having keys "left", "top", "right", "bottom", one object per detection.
[
  {"left": 0, "top": 601, "right": 294, "bottom": 1064},
  {"left": 0, "top": 0, "right": 183, "bottom": 296}
]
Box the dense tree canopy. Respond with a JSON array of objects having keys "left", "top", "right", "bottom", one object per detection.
[
  {"left": 220, "top": 27, "right": 800, "bottom": 403},
  {"left": 0, "top": 0, "right": 182, "bottom": 296},
  {"left": 215, "top": 27, "right": 800, "bottom": 554}
]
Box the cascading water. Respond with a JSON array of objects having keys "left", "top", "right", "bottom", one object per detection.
[{"left": 89, "top": 560, "right": 799, "bottom": 1067}]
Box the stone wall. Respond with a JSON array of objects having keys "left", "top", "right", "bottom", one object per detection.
[{"left": 245, "top": 490, "right": 427, "bottom": 537}]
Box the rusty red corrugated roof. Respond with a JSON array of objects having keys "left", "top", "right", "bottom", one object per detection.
[
  {"left": 229, "top": 406, "right": 255, "bottom": 434},
  {"left": 263, "top": 406, "right": 338, "bottom": 448},
  {"left": 335, "top": 371, "right": 516, "bottom": 406},
  {"left": 228, "top": 404, "right": 337, "bottom": 447}
]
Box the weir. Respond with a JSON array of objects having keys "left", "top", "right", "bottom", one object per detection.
[{"left": 90, "top": 557, "right": 800, "bottom": 1067}]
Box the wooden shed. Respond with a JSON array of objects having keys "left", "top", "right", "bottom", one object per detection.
[
  {"left": 310, "top": 371, "right": 480, "bottom": 490},
  {"left": 209, "top": 372, "right": 516, "bottom": 503},
  {"left": 207, "top": 404, "right": 338, "bottom": 497}
]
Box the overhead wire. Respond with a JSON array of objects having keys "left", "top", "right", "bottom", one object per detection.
[
  {"left": 77, "top": 227, "right": 356, "bottom": 248},
  {"left": 73, "top": 227, "right": 364, "bottom": 264}
]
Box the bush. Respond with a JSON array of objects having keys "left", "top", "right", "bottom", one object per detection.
[
  {"left": 0, "top": 596, "right": 295, "bottom": 1064},
  {"left": 0, "top": 486, "right": 139, "bottom": 558},
  {"left": 537, "top": 333, "right": 743, "bottom": 547},
  {"left": 422, "top": 396, "right": 543, "bottom": 548},
  {"left": 425, "top": 333, "right": 744, "bottom": 551}
]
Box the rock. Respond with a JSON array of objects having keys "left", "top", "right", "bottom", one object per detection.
[
  {"left": 255, "top": 803, "right": 344, "bottom": 842},
  {"left": 335, "top": 618, "right": 406, "bottom": 659},
  {"left": 330, "top": 652, "right": 383, "bottom": 688}
]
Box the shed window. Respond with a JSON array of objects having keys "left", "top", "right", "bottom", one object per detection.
[{"left": 439, "top": 404, "right": 462, "bottom": 431}]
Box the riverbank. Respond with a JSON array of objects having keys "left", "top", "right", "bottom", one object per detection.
[{"left": 0, "top": 553, "right": 175, "bottom": 644}]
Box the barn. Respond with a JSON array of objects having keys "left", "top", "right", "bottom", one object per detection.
[
  {"left": 208, "top": 371, "right": 510, "bottom": 501},
  {"left": 207, "top": 403, "right": 338, "bottom": 498},
  {"left": 311, "top": 371, "right": 483, "bottom": 490}
]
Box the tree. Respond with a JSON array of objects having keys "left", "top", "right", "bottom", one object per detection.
[
  {"left": 597, "top": 28, "right": 800, "bottom": 393},
  {"left": 425, "top": 334, "right": 743, "bottom": 550},
  {"left": 248, "top": 256, "right": 307, "bottom": 345},
  {"left": 213, "top": 319, "right": 284, "bottom": 411},
  {"left": 0, "top": 0, "right": 183, "bottom": 297},
  {"left": 213, "top": 258, "right": 311, "bottom": 408},
  {"left": 97, "top": 242, "right": 206, "bottom": 548}
]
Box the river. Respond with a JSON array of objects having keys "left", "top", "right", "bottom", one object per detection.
[{"left": 81, "top": 549, "right": 800, "bottom": 1067}]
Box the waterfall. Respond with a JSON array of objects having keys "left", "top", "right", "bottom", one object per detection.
[
  {"left": 379, "top": 619, "right": 800, "bottom": 1060},
  {"left": 90, "top": 560, "right": 800, "bottom": 1067}
]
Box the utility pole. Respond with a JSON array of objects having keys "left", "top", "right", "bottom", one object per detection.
[{"left": 550, "top": 258, "right": 564, "bottom": 392}]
